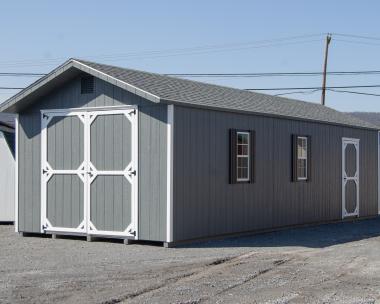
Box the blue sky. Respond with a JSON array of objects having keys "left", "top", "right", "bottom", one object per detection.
[{"left": 0, "top": 1, "right": 380, "bottom": 111}]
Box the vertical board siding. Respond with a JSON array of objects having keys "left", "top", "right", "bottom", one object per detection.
[
  {"left": 173, "top": 106, "right": 378, "bottom": 242},
  {"left": 90, "top": 176, "right": 131, "bottom": 231},
  {"left": 18, "top": 75, "right": 167, "bottom": 241},
  {"left": 138, "top": 105, "right": 167, "bottom": 241},
  {"left": 47, "top": 174, "right": 84, "bottom": 228},
  {"left": 47, "top": 116, "right": 84, "bottom": 170}
]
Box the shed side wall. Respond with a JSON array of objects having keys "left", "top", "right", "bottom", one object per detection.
[
  {"left": 17, "top": 75, "right": 167, "bottom": 241},
  {"left": 173, "top": 105, "right": 378, "bottom": 242}
]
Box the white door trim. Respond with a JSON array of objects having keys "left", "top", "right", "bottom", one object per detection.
[
  {"left": 342, "top": 137, "right": 360, "bottom": 218},
  {"left": 40, "top": 110, "right": 87, "bottom": 234},
  {"left": 86, "top": 108, "right": 138, "bottom": 238},
  {"left": 40, "top": 106, "right": 138, "bottom": 238}
]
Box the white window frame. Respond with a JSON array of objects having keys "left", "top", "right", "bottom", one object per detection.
[
  {"left": 236, "top": 131, "right": 250, "bottom": 182},
  {"left": 297, "top": 136, "right": 308, "bottom": 181}
]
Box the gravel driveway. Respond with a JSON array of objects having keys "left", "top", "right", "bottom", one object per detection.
[{"left": 1, "top": 218, "right": 380, "bottom": 304}]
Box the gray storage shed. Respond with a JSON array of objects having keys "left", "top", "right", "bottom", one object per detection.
[{"left": 1, "top": 59, "right": 379, "bottom": 246}]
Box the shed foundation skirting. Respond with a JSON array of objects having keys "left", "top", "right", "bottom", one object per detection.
[{"left": 163, "top": 215, "right": 380, "bottom": 248}]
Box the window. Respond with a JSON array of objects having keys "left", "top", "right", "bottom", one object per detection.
[
  {"left": 297, "top": 137, "right": 307, "bottom": 180},
  {"left": 292, "top": 135, "right": 310, "bottom": 181},
  {"left": 237, "top": 132, "right": 250, "bottom": 181},
  {"left": 81, "top": 76, "right": 95, "bottom": 94},
  {"left": 229, "top": 129, "right": 255, "bottom": 183}
]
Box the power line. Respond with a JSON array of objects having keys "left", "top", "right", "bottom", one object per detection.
[
  {"left": 0, "top": 72, "right": 46, "bottom": 77},
  {"left": 334, "top": 38, "right": 380, "bottom": 47},
  {"left": 2, "top": 70, "right": 380, "bottom": 78},
  {"left": 0, "top": 35, "right": 325, "bottom": 68},
  {"left": 1, "top": 32, "right": 380, "bottom": 70},
  {"left": 3, "top": 84, "right": 380, "bottom": 91},
  {"left": 274, "top": 89, "right": 321, "bottom": 96},
  {"left": 245, "top": 84, "right": 380, "bottom": 91},
  {"left": 332, "top": 33, "right": 380, "bottom": 41},
  {"left": 328, "top": 88, "right": 380, "bottom": 97},
  {"left": 165, "top": 70, "right": 380, "bottom": 77}
]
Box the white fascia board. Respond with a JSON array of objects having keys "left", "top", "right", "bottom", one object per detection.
[
  {"left": 0, "top": 60, "right": 74, "bottom": 112},
  {"left": 0, "top": 59, "right": 161, "bottom": 113}
]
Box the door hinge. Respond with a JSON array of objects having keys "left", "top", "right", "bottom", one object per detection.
[{"left": 129, "top": 109, "right": 136, "bottom": 116}]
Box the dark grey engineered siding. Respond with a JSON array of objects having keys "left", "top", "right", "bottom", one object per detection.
[
  {"left": 173, "top": 106, "right": 378, "bottom": 242},
  {"left": 18, "top": 75, "right": 167, "bottom": 241}
]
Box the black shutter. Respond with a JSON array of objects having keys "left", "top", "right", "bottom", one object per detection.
[
  {"left": 229, "top": 129, "right": 237, "bottom": 184},
  {"left": 249, "top": 130, "right": 255, "bottom": 183},
  {"left": 307, "top": 135, "right": 311, "bottom": 181},
  {"left": 292, "top": 134, "right": 298, "bottom": 182}
]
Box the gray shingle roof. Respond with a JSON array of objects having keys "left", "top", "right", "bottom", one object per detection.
[
  {"left": 0, "top": 58, "right": 378, "bottom": 130},
  {"left": 348, "top": 112, "right": 380, "bottom": 129},
  {"left": 76, "top": 59, "right": 378, "bottom": 130}
]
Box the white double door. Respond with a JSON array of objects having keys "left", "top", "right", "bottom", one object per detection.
[{"left": 40, "top": 107, "right": 138, "bottom": 238}]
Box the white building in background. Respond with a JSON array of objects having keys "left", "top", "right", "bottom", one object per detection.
[{"left": 0, "top": 114, "right": 15, "bottom": 222}]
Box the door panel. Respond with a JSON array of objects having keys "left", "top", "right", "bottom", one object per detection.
[
  {"left": 90, "top": 114, "right": 131, "bottom": 170},
  {"left": 90, "top": 175, "right": 131, "bottom": 232},
  {"left": 47, "top": 174, "right": 84, "bottom": 228},
  {"left": 342, "top": 139, "right": 359, "bottom": 218},
  {"left": 41, "top": 113, "right": 86, "bottom": 233},
  {"left": 88, "top": 111, "right": 136, "bottom": 237},
  {"left": 345, "top": 143, "right": 357, "bottom": 177},
  {"left": 47, "top": 116, "right": 84, "bottom": 170},
  {"left": 344, "top": 180, "right": 357, "bottom": 214}
]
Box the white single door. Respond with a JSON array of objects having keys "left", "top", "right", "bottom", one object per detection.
[
  {"left": 342, "top": 138, "right": 359, "bottom": 218},
  {"left": 41, "top": 107, "right": 138, "bottom": 238}
]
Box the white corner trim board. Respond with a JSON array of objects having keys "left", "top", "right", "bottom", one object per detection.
[
  {"left": 166, "top": 104, "right": 174, "bottom": 243},
  {"left": 14, "top": 114, "right": 19, "bottom": 232}
]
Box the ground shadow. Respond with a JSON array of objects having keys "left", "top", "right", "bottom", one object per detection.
[{"left": 179, "top": 217, "right": 380, "bottom": 249}]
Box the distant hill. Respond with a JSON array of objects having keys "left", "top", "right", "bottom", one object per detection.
[{"left": 348, "top": 112, "right": 380, "bottom": 129}]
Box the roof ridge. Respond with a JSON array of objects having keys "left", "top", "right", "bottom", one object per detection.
[{"left": 74, "top": 58, "right": 329, "bottom": 109}]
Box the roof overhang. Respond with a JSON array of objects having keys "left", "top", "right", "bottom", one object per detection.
[{"left": 0, "top": 59, "right": 160, "bottom": 113}]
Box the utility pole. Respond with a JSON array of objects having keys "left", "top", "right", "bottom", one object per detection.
[{"left": 321, "top": 33, "right": 332, "bottom": 105}]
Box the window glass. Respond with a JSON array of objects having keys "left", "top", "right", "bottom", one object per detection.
[
  {"left": 237, "top": 132, "right": 250, "bottom": 181},
  {"left": 297, "top": 137, "right": 307, "bottom": 180}
]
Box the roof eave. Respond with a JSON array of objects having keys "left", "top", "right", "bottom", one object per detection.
[{"left": 161, "top": 98, "right": 380, "bottom": 131}]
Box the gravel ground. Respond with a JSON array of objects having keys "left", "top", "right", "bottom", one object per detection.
[{"left": 1, "top": 218, "right": 380, "bottom": 304}]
